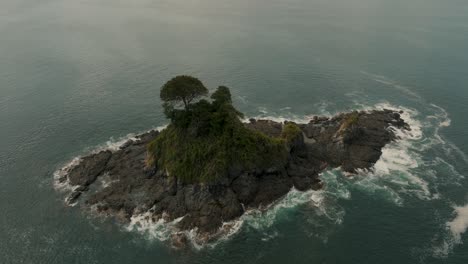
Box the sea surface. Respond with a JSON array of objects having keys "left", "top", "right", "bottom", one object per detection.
[{"left": 1, "top": 0, "right": 468, "bottom": 263}]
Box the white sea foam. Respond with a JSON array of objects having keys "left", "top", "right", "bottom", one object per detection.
[
  {"left": 236, "top": 95, "right": 248, "bottom": 104},
  {"left": 54, "top": 99, "right": 468, "bottom": 251},
  {"left": 91, "top": 124, "right": 168, "bottom": 153},
  {"left": 242, "top": 188, "right": 329, "bottom": 229},
  {"left": 447, "top": 204, "right": 468, "bottom": 242},
  {"left": 125, "top": 169, "right": 351, "bottom": 249},
  {"left": 429, "top": 203, "right": 468, "bottom": 258},
  {"left": 53, "top": 125, "right": 168, "bottom": 196},
  {"left": 428, "top": 104, "right": 468, "bottom": 164},
  {"left": 53, "top": 157, "right": 82, "bottom": 192},
  {"left": 248, "top": 102, "right": 443, "bottom": 205},
  {"left": 351, "top": 100, "right": 468, "bottom": 257},
  {"left": 360, "top": 70, "right": 467, "bottom": 164},
  {"left": 126, "top": 211, "right": 182, "bottom": 242},
  {"left": 346, "top": 103, "right": 439, "bottom": 203},
  {"left": 99, "top": 172, "right": 119, "bottom": 188},
  {"left": 319, "top": 75, "right": 468, "bottom": 256},
  {"left": 245, "top": 114, "right": 311, "bottom": 125},
  {"left": 257, "top": 106, "right": 268, "bottom": 114},
  {"left": 235, "top": 171, "right": 350, "bottom": 243},
  {"left": 126, "top": 209, "right": 245, "bottom": 250}
]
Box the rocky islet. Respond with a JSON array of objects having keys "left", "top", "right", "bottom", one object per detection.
[{"left": 56, "top": 109, "right": 409, "bottom": 246}]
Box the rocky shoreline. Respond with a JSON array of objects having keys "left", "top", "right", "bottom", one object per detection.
[{"left": 56, "top": 109, "right": 409, "bottom": 247}]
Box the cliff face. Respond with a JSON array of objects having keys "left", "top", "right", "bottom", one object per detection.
[{"left": 57, "top": 109, "right": 408, "bottom": 245}]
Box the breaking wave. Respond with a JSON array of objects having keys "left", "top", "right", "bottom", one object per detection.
[
  {"left": 126, "top": 101, "right": 456, "bottom": 249},
  {"left": 253, "top": 101, "right": 457, "bottom": 205},
  {"left": 125, "top": 179, "right": 348, "bottom": 250},
  {"left": 447, "top": 203, "right": 468, "bottom": 242},
  {"left": 424, "top": 203, "right": 468, "bottom": 259},
  {"left": 249, "top": 98, "right": 468, "bottom": 259},
  {"left": 53, "top": 125, "right": 167, "bottom": 195},
  {"left": 358, "top": 72, "right": 468, "bottom": 259},
  {"left": 53, "top": 96, "right": 467, "bottom": 253},
  {"left": 349, "top": 103, "right": 432, "bottom": 204}
]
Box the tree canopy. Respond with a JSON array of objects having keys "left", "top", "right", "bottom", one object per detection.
[
  {"left": 148, "top": 77, "right": 289, "bottom": 183},
  {"left": 160, "top": 75, "right": 208, "bottom": 110},
  {"left": 211, "top": 86, "right": 232, "bottom": 105}
]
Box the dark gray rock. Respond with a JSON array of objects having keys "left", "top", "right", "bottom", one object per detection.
[
  {"left": 231, "top": 172, "right": 258, "bottom": 204},
  {"left": 68, "top": 150, "right": 112, "bottom": 186},
  {"left": 252, "top": 170, "right": 293, "bottom": 207},
  {"left": 62, "top": 109, "right": 409, "bottom": 242},
  {"left": 245, "top": 119, "right": 283, "bottom": 137}
]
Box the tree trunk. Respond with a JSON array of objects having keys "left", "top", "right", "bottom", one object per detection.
[{"left": 182, "top": 98, "right": 188, "bottom": 110}]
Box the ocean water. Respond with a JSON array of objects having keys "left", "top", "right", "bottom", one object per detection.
[{"left": 1, "top": 0, "right": 468, "bottom": 263}]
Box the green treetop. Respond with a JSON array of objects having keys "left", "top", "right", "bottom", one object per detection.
[
  {"left": 160, "top": 75, "right": 208, "bottom": 111},
  {"left": 149, "top": 76, "right": 289, "bottom": 183}
]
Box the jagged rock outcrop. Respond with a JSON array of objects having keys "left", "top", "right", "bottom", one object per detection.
[{"left": 58, "top": 109, "right": 409, "bottom": 245}]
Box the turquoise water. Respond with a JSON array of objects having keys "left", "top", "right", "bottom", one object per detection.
[{"left": 1, "top": 0, "right": 468, "bottom": 263}]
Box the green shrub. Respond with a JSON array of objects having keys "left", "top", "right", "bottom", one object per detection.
[
  {"left": 148, "top": 123, "right": 286, "bottom": 183},
  {"left": 281, "top": 123, "right": 302, "bottom": 142},
  {"left": 338, "top": 111, "right": 359, "bottom": 135},
  {"left": 148, "top": 84, "right": 287, "bottom": 183}
]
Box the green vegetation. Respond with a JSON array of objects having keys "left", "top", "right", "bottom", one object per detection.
[
  {"left": 160, "top": 75, "right": 208, "bottom": 111},
  {"left": 281, "top": 123, "right": 302, "bottom": 142},
  {"left": 338, "top": 111, "right": 360, "bottom": 135},
  {"left": 148, "top": 76, "right": 289, "bottom": 183}
]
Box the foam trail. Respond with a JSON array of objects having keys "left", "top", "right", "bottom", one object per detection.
[
  {"left": 247, "top": 98, "right": 468, "bottom": 256},
  {"left": 124, "top": 180, "right": 346, "bottom": 250},
  {"left": 225, "top": 170, "right": 350, "bottom": 245},
  {"left": 361, "top": 71, "right": 468, "bottom": 164},
  {"left": 126, "top": 210, "right": 245, "bottom": 250},
  {"left": 350, "top": 103, "right": 438, "bottom": 202},
  {"left": 360, "top": 71, "right": 422, "bottom": 100},
  {"left": 54, "top": 100, "right": 468, "bottom": 251},
  {"left": 430, "top": 203, "right": 468, "bottom": 258},
  {"left": 447, "top": 204, "right": 468, "bottom": 242},
  {"left": 429, "top": 104, "right": 468, "bottom": 164},
  {"left": 252, "top": 102, "right": 440, "bottom": 204}
]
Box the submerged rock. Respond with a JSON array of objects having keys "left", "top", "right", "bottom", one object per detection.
[{"left": 59, "top": 109, "right": 409, "bottom": 245}]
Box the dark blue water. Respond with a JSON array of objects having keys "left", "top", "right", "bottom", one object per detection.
[{"left": 1, "top": 0, "right": 468, "bottom": 263}]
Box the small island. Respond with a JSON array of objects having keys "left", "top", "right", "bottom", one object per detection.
[{"left": 56, "top": 76, "right": 410, "bottom": 247}]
